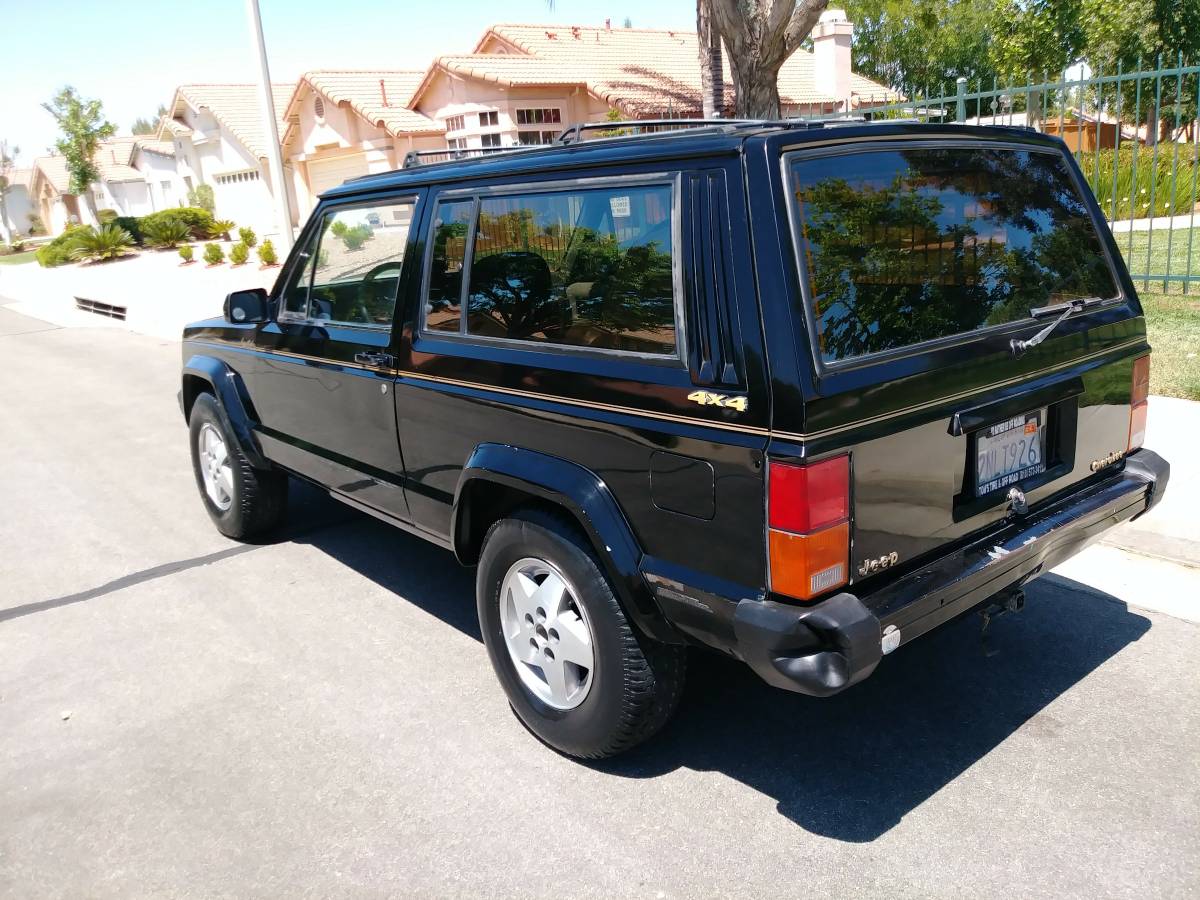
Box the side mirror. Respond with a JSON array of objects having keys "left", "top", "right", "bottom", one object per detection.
[{"left": 224, "top": 288, "right": 270, "bottom": 324}]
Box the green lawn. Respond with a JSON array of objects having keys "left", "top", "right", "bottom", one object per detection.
[
  {"left": 0, "top": 249, "right": 38, "bottom": 266},
  {"left": 1139, "top": 291, "right": 1200, "bottom": 400},
  {"left": 1116, "top": 226, "right": 1200, "bottom": 290}
]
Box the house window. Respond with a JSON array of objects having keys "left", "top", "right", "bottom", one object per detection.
[
  {"left": 515, "top": 108, "right": 562, "bottom": 125},
  {"left": 481, "top": 133, "right": 501, "bottom": 148},
  {"left": 480, "top": 110, "right": 499, "bottom": 128},
  {"left": 314, "top": 96, "right": 325, "bottom": 119},
  {"left": 215, "top": 170, "right": 261, "bottom": 185},
  {"left": 517, "top": 131, "right": 558, "bottom": 146},
  {"left": 444, "top": 114, "right": 465, "bottom": 133},
  {"left": 447, "top": 138, "right": 467, "bottom": 150}
]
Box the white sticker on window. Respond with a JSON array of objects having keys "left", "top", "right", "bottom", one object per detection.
[{"left": 609, "top": 195, "right": 631, "bottom": 218}]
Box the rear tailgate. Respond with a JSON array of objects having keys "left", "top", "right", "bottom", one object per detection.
[{"left": 774, "top": 133, "right": 1147, "bottom": 597}]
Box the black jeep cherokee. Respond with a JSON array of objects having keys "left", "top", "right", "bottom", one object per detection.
[{"left": 181, "top": 121, "right": 1169, "bottom": 759}]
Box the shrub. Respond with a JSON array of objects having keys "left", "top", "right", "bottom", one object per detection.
[
  {"left": 113, "top": 215, "right": 143, "bottom": 244},
  {"left": 237, "top": 226, "right": 257, "bottom": 247},
  {"left": 330, "top": 220, "right": 348, "bottom": 238},
  {"left": 26, "top": 213, "right": 45, "bottom": 235},
  {"left": 143, "top": 218, "right": 191, "bottom": 249},
  {"left": 96, "top": 209, "right": 118, "bottom": 225},
  {"left": 68, "top": 224, "right": 136, "bottom": 262},
  {"left": 178, "top": 244, "right": 194, "bottom": 263},
  {"left": 230, "top": 241, "right": 249, "bottom": 265},
  {"left": 341, "top": 224, "right": 373, "bottom": 251},
  {"left": 1084, "top": 147, "right": 1200, "bottom": 221},
  {"left": 139, "top": 207, "right": 214, "bottom": 240},
  {"left": 8, "top": 235, "right": 27, "bottom": 253},
  {"left": 187, "top": 183, "right": 216, "bottom": 214},
  {"left": 210, "top": 219, "right": 236, "bottom": 240},
  {"left": 203, "top": 242, "right": 225, "bottom": 265},
  {"left": 256, "top": 239, "right": 278, "bottom": 266},
  {"left": 35, "top": 224, "right": 90, "bottom": 268}
]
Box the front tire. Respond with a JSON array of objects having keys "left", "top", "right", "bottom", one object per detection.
[
  {"left": 477, "top": 508, "right": 686, "bottom": 759},
  {"left": 188, "top": 392, "right": 286, "bottom": 539}
]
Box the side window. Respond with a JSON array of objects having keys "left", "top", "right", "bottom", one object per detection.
[
  {"left": 462, "top": 184, "right": 677, "bottom": 355},
  {"left": 302, "top": 199, "right": 416, "bottom": 326},
  {"left": 425, "top": 199, "right": 474, "bottom": 333}
]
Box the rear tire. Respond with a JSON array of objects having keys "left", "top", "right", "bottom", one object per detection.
[
  {"left": 188, "top": 392, "right": 286, "bottom": 539},
  {"left": 476, "top": 508, "right": 686, "bottom": 759}
]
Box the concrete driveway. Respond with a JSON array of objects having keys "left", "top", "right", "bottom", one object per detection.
[{"left": 1, "top": 305, "right": 1198, "bottom": 898}]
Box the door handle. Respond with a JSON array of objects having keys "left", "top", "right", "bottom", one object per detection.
[{"left": 354, "top": 351, "right": 395, "bottom": 368}]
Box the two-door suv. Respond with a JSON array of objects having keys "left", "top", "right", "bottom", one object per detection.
[{"left": 182, "top": 120, "right": 1169, "bottom": 758}]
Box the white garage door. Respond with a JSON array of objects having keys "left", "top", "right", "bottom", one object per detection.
[{"left": 308, "top": 154, "right": 370, "bottom": 198}]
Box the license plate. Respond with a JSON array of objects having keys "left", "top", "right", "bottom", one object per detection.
[{"left": 975, "top": 410, "right": 1046, "bottom": 495}]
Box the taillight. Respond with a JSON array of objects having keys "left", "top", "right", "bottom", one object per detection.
[
  {"left": 768, "top": 455, "right": 850, "bottom": 601},
  {"left": 1128, "top": 355, "right": 1150, "bottom": 452}
]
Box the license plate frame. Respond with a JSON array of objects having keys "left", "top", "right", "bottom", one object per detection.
[{"left": 974, "top": 408, "right": 1047, "bottom": 495}]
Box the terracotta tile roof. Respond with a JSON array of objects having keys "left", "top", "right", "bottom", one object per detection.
[
  {"left": 290, "top": 71, "right": 444, "bottom": 136},
  {"left": 94, "top": 137, "right": 144, "bottom": 183},
  {"left": 32, "top": 155, "right": 71, "bottom": 195},
  {"left": 157, "top": 117, "right": 194, "bottom": 139},
  {"left": 171, "top": 84, "right": 292, "bottom": 158},
  {"left": 134, "top": 139, "right": 176, "bottom": 157},
  {"left": 418, "top": 22, "right": 898, "bottom": 115}
]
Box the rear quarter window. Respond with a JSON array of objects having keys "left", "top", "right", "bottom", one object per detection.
[{"left": 788, "top": 145, "right": 1120, "bottom": 364}]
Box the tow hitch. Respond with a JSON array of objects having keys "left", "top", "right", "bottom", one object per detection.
[{"left": 979, "top": 587, "right": 1026, "bottom": 656}]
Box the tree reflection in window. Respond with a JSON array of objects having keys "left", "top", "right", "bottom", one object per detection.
[
  {"left": 464, "top": 185, "right": 677, "bottom": 355},
  {"left": 791, "top": 147, "right": 1119, "bottom": 363}
]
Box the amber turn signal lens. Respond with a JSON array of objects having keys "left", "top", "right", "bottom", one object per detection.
[
  {"left": 1128, "top": 355, "right": 1150, "bottom": 452},
  {"left": 769, "top": 522, "right": 850, "bottom": 601}
]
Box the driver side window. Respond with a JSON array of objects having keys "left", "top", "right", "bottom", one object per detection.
[{"left": 287, "top": 198, "right": 417, "bottom": 326}]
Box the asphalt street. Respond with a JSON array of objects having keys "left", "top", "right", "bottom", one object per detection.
[{"left": 1, "top": 304, "right": 1198, "bottom": 898}]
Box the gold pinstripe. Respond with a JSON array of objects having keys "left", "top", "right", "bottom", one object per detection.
[{"left": 189, "top": 335, "right": 1145, "bottom": 443}]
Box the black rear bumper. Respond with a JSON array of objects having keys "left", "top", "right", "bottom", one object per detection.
[{"left": 652, "top": 448, "right": 1170, "bottom": 697}]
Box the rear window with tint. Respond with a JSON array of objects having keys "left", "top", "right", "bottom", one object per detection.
[{"left": 789, "top": 146, "right": 1120, "bottom": 364}]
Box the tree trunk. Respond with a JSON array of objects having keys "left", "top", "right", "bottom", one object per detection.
[
  {"left": 707, "top": 0, "right": 828, "bottom": 119},
  {"left": 697, "top": 0, "right": 725, "bottom": 118}
]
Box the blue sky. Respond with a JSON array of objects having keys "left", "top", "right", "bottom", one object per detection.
[{"left": 1, "top": 0, "right": 696, "bottom": 166}]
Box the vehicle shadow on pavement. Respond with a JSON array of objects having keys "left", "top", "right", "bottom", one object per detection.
[
  {"left": 598, "top": 576, "right": 1151, "bottom": 842},
  {"left": 284, "top": 486, "right": 1152, "bottom": 843}
]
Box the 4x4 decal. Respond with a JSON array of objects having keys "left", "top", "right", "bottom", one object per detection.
[{"left": 687, "top": 390, "right": 748, "bottom": 413}]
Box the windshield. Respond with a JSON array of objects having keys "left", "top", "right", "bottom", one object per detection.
[{"left": 788, "top": 145, "right": 1120, "bottom": 364}]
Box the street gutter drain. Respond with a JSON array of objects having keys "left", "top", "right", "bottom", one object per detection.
[{"left": 74, "top": 297, "right": 127, "bottom": 321}]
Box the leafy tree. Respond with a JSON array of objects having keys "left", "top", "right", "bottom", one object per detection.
[
  {"left": 131, "top": 105, "right": 168, "bottom": 136},
  {"left": 1081, "top": 0, "right": 1200, "bottom": 140},
  {"left": 842, "top": 0, "right": 996, "bottom": 96},
  {"left": 41, "top": 87, "right": 117, "bottom": 216},
  {"left": 179, "top": 244, "right": 194, "bottom": 263},
  {"left": 707, "top": 0, "right": 831, "bottom": 117},
  {"left": 187, "top": 183, "right": 215, "bottom": 213},
  {"left": 698, "top": 0, "right": 726, "bottom": 117}
]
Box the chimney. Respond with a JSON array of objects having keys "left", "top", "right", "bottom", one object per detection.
[
  {"left": 605, "top": 17, "right": 611, "bottom": 30},
  {"left": 812, "top": 9, "right": 853, "bottom": 111}
]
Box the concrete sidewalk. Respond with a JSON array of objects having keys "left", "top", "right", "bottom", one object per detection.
[
  {"left": 0, "top": 247, "right": 277, "bottom": 341},
  {"left": 1103, "top": 396, "right": 1200, "bottom": 568}
]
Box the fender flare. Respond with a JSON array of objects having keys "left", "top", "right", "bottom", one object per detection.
[
  {"left": 453, "top": 443, "right": 680, "bottom": 644},
  {"left": 181, "top": 355, "right": 270, "bottom": 469}
]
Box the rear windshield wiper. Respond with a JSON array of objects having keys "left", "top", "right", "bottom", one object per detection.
[{"left": 1010, "top": 297, "right": 1106, "bottom": 357}]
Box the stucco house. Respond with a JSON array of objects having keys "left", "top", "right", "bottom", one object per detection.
[
  {"left": 281, "top": 71, "right": 444, "bottom": 216},
  {"left": 29, "top": 137, "right": 189, "bottom": 235},
  {"left": 0, "top": 166, "right": 35, "bottom": 242},
  {"left": 158, "top": 84, "right": 298, "bottom": 229},
  {"left": 406, "top": 15, "right": 896, "bottom": 150}
]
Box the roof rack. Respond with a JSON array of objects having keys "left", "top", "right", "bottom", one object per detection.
[
  {"left": 401, "top": 144, "right": 552, "bottom": 169},
  {"left": 554, "top": 117, "right": 766, "bottom": 145}
]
